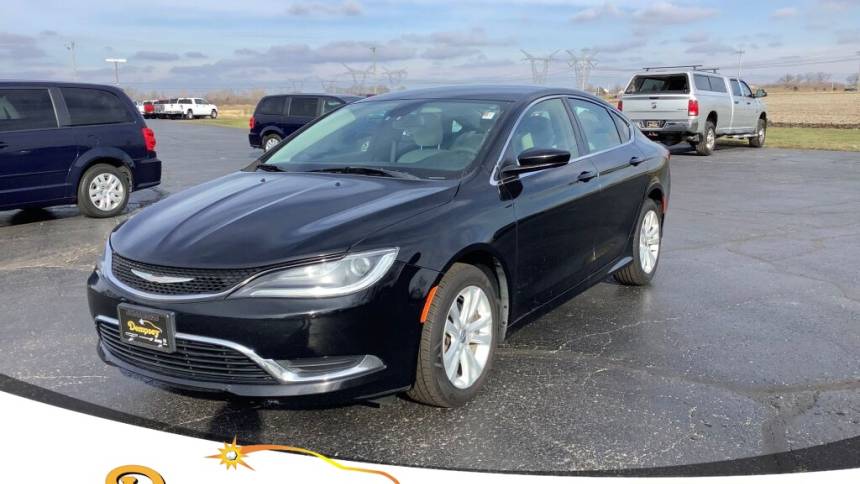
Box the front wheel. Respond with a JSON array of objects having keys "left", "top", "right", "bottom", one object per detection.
[
  {"left": 77, "top": 164, "right": 129, "bottom": 218},
  {"left": 749, "top": 118, "right": 766, "bottom": 148},
  {"left": 408, "top": 263, "right": 499, "bottom": 407},
  {"left": 185, "top": 110, "right": 194, "bottom": 120},
  {"left": 614, "top": 198, "right": 662, "bottom": 286},
  {"left": 210, "top": 109, "right": 218, "bottom": 119}
]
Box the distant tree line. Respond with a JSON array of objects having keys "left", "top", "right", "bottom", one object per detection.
[{"left": 770, "top": 72, "right": 858, "bottom": 91}]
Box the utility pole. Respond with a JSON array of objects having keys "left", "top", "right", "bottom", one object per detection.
[
  {"left": 856, "top": 51, "right": 860, "bottom": 91},
  {"left": 368, "top": 46, "right": 378, "bottom": 94},
  {"left": 735, "top": 49, "right": 746, "bottom": 80},
  {"left": 65, "top": 41, "right": 77, "bottom": 80},
  {"left": 567, "top": 49, "right": 598, "bottom": 91},
  {"left": 342, "top": 63, "right": 368, "bottom": 95},
  {"left": 521, "top": 50, "right": 558, "bottom": 85},
  {"left": 104, "top": 58, "right": 127, "bottom": 85}
]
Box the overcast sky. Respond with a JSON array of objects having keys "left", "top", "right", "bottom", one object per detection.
[{"left": 1, "top": 0, "right": 859, "bottom": 92}]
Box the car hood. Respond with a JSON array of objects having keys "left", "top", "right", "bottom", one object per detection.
[{"left": 111, "top": 171, "right": 458, "bottom": 268}]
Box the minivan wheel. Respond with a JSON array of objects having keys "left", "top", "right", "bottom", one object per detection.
[
  {"left": 614, "top": 198, "right": 661, "bottom": 286},
  {"left": 210, "top": 109, "right": 218, "bottom": 119},
  {"left": 408, "top": 263, "right": 499, "bottom": 407},
  {"left": 749, "top": 118, "right": 766, "bottom": 148},
  {"left": 77, "top": 163, "right": 129, "bottom": 218},
  {"left": 263, "top": 134, "right": 282, "bottom": 151},
  {"left": 693, "top": 121, "right": 716, "bottom": 156},
  {"left": 186, "top": 110, "right": 194, "bottom": 120}
]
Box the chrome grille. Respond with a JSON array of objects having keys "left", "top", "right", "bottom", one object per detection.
[
  {"left": 97, "top": 320, "right": 277, "bottom": 385},
  {"left": 111, "top": 252, "right": 262, "bottom": 296}
]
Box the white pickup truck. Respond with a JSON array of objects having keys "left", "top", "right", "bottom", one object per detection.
[
  {"left": 619, "top": 67, "right": 767, "bottom": 155},
  {"left": 154, "top": 97, "right": 218, "bottom": 120}
]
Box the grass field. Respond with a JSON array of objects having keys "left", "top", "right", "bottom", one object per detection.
[
  {"left": 763, "top": 91, "right": 860, "bottom": 128},
  {"left": 195, "top": 109, "right": 860, "bottom": 152}
]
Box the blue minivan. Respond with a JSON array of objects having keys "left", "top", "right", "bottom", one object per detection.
[
  {"left": 0, "top": 81, "right": 161, "bottom": 218},
  {"left": 248, "top": 93, "right": 360, "bottom": 151}
]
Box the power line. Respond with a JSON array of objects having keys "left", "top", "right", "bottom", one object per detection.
[{"left": 521, "top": 50, "right": 558, "bottom": 85}]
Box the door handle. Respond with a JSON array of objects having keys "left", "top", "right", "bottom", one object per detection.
[
  {"left": 577, "top": 170, "right": 597, "bottom": 182},
  {"left": 734, "top": 100, "right": 740, "bottom": 104},
  {"left": 629, "top": 156, "right": 644, "bottom": 166},
  {"left": 0, "top": 142, "right": 7, "bottom": 149}
]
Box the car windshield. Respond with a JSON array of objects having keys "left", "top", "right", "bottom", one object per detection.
[{"left": 262, "top": 99, "right": 509, "bottom": 180}]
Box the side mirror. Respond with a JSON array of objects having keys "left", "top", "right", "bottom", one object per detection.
[
  {"left": 501, "top": 148, "right": 570, "bottom": 178},
  {"left": 755, "top": 88, "right": 767, "bottom": 98}
]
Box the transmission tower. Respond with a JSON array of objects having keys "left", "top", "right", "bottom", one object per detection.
[
  {"left": 342, "top": 63, "right": 369, "bottom": 94},
  {"left": 521, "top": 50, "right": 558, "bottom": 85},
  {"left": 382, "top": 67, "right": 408, "bottom": 90},
  {"left": 320, "top": 79, "right": 339, "bottom": 93},
  {"left": 566, "top": 49, "right": 598, "bottom": 91},
  {"left": 288, "top": 79, "right": 304, "bottom": 93}
]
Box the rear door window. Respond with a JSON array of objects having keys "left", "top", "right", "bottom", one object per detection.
[
  {"left": 61, "top": 88, "right": 132, "bottom": 126},
  {"left": 610, "top": 112, "right": 631, "bottom": 143},
  {"left": 256, "top": 96, "right": 284, "bottom": 115},
  {"left": 694, "top": 74, "right": 712, "bottom": 92},
  {"left": 569, "top": 99, "right": 622, "bottom": 153},
  {"left": 0, "top": 88, "right": 58, "bottom": 132},
  {"left": 288, "top": 97, "right": 319, "bottom": 117},
  {"left": 708, "top": 77, "right": 727, "bottom": 93},
  {"left": 626, "top": 74, "right": 689, "bottom": 94}
]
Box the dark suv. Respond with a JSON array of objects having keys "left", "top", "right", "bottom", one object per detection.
[
  {"left": 248, "top": 94, "right": 360, "bottom": 151},
  {"left": 0, "top": 82, "right": 161, "bottom": 218}
]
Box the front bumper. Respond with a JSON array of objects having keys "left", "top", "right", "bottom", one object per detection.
[{"left": 88, "top": 260, "right": 438, "bottom": 398}]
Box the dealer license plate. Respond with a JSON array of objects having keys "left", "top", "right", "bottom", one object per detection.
[{"left": 117, "top": 303, "right": 176, "bottom": 353}]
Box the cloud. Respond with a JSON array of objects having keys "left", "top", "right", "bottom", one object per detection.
[
  {"left": 421, "top": 45, "right": 481, "bottom": 60},
  {"left": 592, "top": 40, "right": 641, "bottom": 51},
  {"left": 0, "top": 32, "right": 47, "bottom": 59},
  {"left": 286, "top": 1, "right": 363, "bottom": 16},
  {"left": 634, "top": 2, "right": 717, "bottom": 24},
  {"left": 403, "top": 27, "right": 512, "bottom": 47},
  {"left": 818, "top": 0, "right": 860, "bottom": 11},
  {"left": 771, "top": 7, "right": 798, "bottom": 18},
  {"left": 836, "top": 28, "right": 860, "bottom": 44},
  {"left": 185, "top": 51, "right": 208, "bottom": 59},
  {"left": 681, "top": 32, "right": 709, "bottom": 43},
  {"left": 570, "top": 1, "right": 621, "bottom": 22},
  {"left": 134, "top": 50, "right": 180, "bottom": 61},
  {"left": 685, "top": 43, "right": 736, "bottom": 55}
]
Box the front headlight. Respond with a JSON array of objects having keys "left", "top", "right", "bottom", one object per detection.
[{"left": 230, "top": 248, "right": 399, "bottom": 298}]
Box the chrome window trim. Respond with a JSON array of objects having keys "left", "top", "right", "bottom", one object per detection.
[
  {"left": 97, "top": 315, "right": 385, "bottom": 384},
  {"left": 489, "top": 95, "right": 635, "bottom": 186}
]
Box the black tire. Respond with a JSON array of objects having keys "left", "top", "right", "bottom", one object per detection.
[
  {"left": 262, "top": 133, "right": 282, "bottom": 151},
  {"left": 693, "top": 120, "right": 716, "bottom": 156},
  {"left": 210, "top": 109, "right": 218, "bottom": 119},
  {"left": 408, "top": 263, "right": 500, "bottom": 407},
  {"left": 77, "top": 163, "right": 129, "bottom": 218},
  {"left": 614, "top": 198, "right": 662, "bottom": 286},
  {"left": 186, "top": 110, "right": 194, "bottom": 120},
  {"left": 749, "top": 118, "right": 766, "bottom": 148}
]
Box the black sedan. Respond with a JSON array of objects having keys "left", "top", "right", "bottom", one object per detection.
[{"left": 87, "top": 86, "right": 670, "bottom": 407}]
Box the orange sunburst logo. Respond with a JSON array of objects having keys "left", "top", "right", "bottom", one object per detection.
[{"left": 208, "top": 436, "right": 253, "bottom": 470}]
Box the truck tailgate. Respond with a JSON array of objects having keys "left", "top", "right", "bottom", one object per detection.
[{"left": 623, "top": 95, "right": 689, "bottom": 121}]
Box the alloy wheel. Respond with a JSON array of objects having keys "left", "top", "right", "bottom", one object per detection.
[
  {"left": 88, "top": 173, "right": 125, "bottom": 212},
  {"left": 638, "top": 210, "right": 660, "bottom": 274},
  {"left": 264, "top": 138, "right": 280, "bottom": 151},
  {"left": 706, "top": 128, "right": 715, "bottom": 151},
  {"left": 442, "top": 285, "right": 493, "bottom": 389}
]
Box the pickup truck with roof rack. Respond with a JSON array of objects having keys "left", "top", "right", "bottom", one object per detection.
[
  {"left": 618, "top": 66, "right": 768, "bottom": 155},
  {"left": 154, "top": 97, "right": 218, "bottom": 120}
]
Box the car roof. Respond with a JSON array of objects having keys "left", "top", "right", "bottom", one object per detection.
[
  {"left": 0, "top": 80, "right": 125, "bottom": 92},
  {"left": 263, "top": 93, "right": 361, "bottom": 101},
  {"left": 356, "top": 85, "right": 605, "bottom": 104}
]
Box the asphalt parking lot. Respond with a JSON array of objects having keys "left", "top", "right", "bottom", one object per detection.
[{"left": 1, "top": 119, "right": 858, "bottom": 472}]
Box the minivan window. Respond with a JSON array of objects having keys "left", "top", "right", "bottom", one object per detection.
[
  {"left": 508, "top": 99, "right": 579, "bottom": 158},
  {"left": 322, "top": 98, "right": 344, "bottom": 114},
  {"left": 263, "top": 99, "right": 509, "bottom": 180},
  {"left": 289, "top": 97, "right": 319, "bottom": 117},
  {"left": 257, "top": 96, "right": 284, "bottom": 115},
  {"left": 626, "top": 74, "right": 689, "bottom": 94},
  {"left": 0, "top": 89, "right": 57, "bottom": 132},
  {"left": 62, "top": 88, "right": 132, "bottom": 126},
  {"left": 569, "top": 99, "right": 622, "bottom": 152},
  {"left": 730, "top": 80, "right": 742, "bottom": 97}
]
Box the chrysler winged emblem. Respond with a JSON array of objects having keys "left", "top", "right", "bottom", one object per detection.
[{"left": 131, "top": 269, "right": 194, "bottom": 284}]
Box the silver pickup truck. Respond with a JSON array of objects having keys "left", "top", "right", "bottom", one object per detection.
[{"left": 619, "top": 67, "right": 767, "bottom": 155}]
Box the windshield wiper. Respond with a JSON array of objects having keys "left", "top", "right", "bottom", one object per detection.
[
  {"left": 307, "top": 166, "right": 418, "bottom": 179},
  {"left": 256, "top": 164, "right": 285, "bottom": 172}
]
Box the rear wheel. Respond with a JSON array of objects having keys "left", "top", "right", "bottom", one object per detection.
[
  {"left": 692, "top": 120, "right": 716, "bottom": 156},
  {"left": 408, "top": 263, "right": 499, "bottom": 407},
  {"left": 77, "top": 164, "right": 129, "bottom": 218},
  {"left": 185, "top": 109, "right": 194, "bottom": 120},
  {"left": 749, "top": 118, "right": 766, "bottom": 148},
  {"left": 263, "top": 134, "right": 282, "bottom": 151},
  {"left": 614, "top": 198, "right": 662, "bottom": 286}
]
